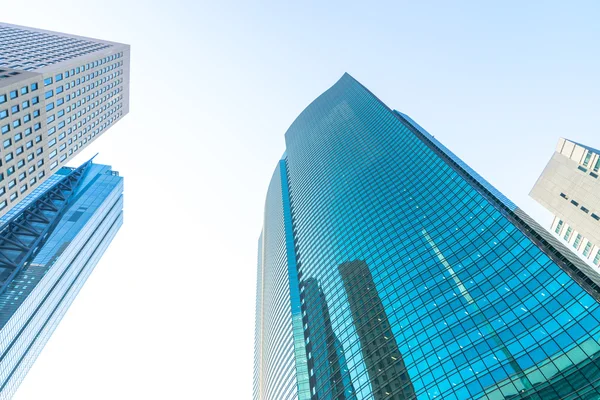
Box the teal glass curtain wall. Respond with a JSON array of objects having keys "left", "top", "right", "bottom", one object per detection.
[{"left": 256, "top": 73, "right": 600, "bottom": 400}]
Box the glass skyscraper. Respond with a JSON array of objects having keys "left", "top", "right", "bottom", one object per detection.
[
  {"left": 254, "top": 73, "right": 600, "bottom": 399},
  {"left": 0, "top": 159, "right": 123, "bottom": 399}
]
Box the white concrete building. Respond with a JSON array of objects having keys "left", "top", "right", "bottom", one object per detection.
[
  {"left": 0, "top": 22, "right": 129, "bottom": 216},
  {"left": 530, "top": 138, "right": 600, "bottom": 268}
]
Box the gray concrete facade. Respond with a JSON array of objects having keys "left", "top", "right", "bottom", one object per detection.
[
  {"left": 0, "top": 22, "right": 129, "bottom": 217},
  {"left": 530, "top": 138, "right": 600, "bottom": 268}
]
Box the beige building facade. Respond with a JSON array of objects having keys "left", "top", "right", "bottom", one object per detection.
[
  {"left": 0, "top": 22, "right": 129, "bottom": 216},
  {"left": 530, "top": 138, "right": 600, "bottom": 268}
]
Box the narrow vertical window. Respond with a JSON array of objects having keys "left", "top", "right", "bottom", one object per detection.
[
  {"left": 594, "top": 250, "right": 600, "bottom": 266},
  {"left": 555, "top": 220, "right": 564, "bottom": 234},
  {"left": 583, "top": 151, "right": 592, "bottom": 166},
  {"left": 573, "top": 234, "right": 582, "bottom": 249},
  {"left": 583, "top": 242, "right": 593, "bottom": 257}
]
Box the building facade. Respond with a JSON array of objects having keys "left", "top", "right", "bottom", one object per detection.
[
  {"left": 530, "top": 138, "right": 600, "bottom": 269},
  {"left": 0, "top": 22, "right": 129, "bottom": 216},
  {"left": 255, "top": 74, "right": 600, "bottom": 399},
  {"left": 0, "top": 159, "right": 123, "bottom": 398}
]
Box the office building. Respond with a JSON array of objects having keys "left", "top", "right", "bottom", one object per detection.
[
  {"left": 0, "top": 22, "right": 129, "bottom": 216},
  {"left": 530, "top": 138, "right": 600, "bottom": 268},
  {"left": 254, "top": 74, "right": 600, "bottom": 399},
  {"left": 0, "top": 159, "right": 123, "bottom": 398}
]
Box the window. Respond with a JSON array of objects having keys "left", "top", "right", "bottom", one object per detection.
[
  {"left": 9, "top": 90, "right": 17, "bottom": 100},
  {"left": 9, "top": 192, "right": 17, "bottom": 202},
  {"left": 583, "top": 242, "right": 593, "bottom": 257},
  {"left": 45, "top": 90, "right": 54, "bottom": 99},
  {"left": 31, "top": 83, "right": 38, "bottom": 91},
  {"left": 22, "top": 100, "right": 29, "bottom": 109},
  {"left": 44, "top": 77, "right": 53, "bottom": 86},
  {"left": 595, "top": 250, "right": 600, "bottom": 266},
  {"left": 564, "top": 227, "right": 573, "bottom": 241},
  {"left": 581, "top": 206, "right": 590, "bottom": 213},
  {"left": 573, "top": 234, "right": 582, "bottom": 249},
  {"left": 0, "top": 110, "right": 7, "bottom": 120},
  {"left": 3, "top": 139, "right": 11, "bottom": 148},
  {"left": 8, "top": 179, "right": 15, "bottom": 189},
  {"left": 0, "top": 95, "right": 5, "bottom": 104},
  {"left": 595, "top": 157, "right": 600, "bottom": 172},
  {"left": 20, "top": 86, "right": 28, "bottom": 95},
  {"left": 583, "top": 151, "right": 592, "bottom": 166},
  {"left": 592, "top": 214, "right": 600, "bottom": 221},
  {"left": 2, "top": 124, "right": 9, "bottom": 134},
  {"left": 55, "top": 73, "right": 63, "bottom": 82},
  {"left": 571, "top": 200, "right": 579, "bottom": 207},
  {"left": 555, "top": 220, "right": 563, "bottom": 234}
]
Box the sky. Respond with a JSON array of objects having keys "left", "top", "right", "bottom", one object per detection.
[{"left": 2, "top": 1, "right": 600, "bottom": 398}]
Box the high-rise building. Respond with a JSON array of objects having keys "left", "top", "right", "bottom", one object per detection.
[
  {"left": 0, "top": 159, "right": 123, "bottom": 399},
  {"left": 0, "top": 22, "right": 129, "bottom": 216},
  {"left": 530, "top": 138, "right": 600, "bottom": 268},
  {"left": 254, "top": 73, "right": 600, "bottom": 399}
]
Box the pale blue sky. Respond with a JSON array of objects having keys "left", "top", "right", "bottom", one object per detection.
[{"left": 4, "top": 1, "right": 600, "bottom": 398}]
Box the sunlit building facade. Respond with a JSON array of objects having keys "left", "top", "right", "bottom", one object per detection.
[
  {"left": 0, "top": 160, "right": 123, "bottom": 399},
  {"left": 254, "top": 73, "right": 600, "bottom": 399},
  {"left": 530, "top": 138, "right": 600, "bottom": 270},
  {"left": 0, "top": 22, "right": 129, "bottom": 216}
]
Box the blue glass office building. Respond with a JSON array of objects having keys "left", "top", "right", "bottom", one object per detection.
[
  {"left": 254, "top": 74, "right": 600, "bottom": 399},
  {"left": 0, "top": 160, "right": 123, "bottom": 399}
]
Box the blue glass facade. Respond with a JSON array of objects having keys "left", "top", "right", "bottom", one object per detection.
[
  {"left": 255, "top": 73, "right": 600, "bottom": 399},
  {"left": 0, "top": 161, "right": 123, "bottom": 399}
]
